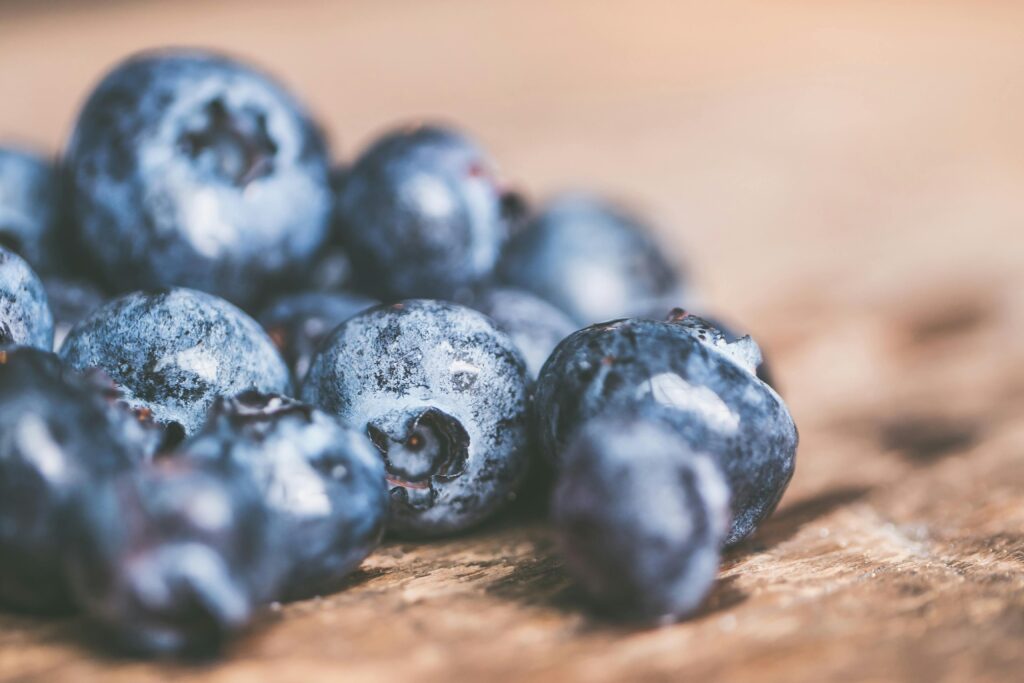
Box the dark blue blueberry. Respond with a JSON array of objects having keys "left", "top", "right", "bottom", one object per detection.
[
  {"left": 59, "top": 287, "right": 291, "bottom": 437},
  {"left": 63, "top": 458, "right": 279, "bottom": 657},
  {"left": 553, "top": 414, "right": 730, "bottom": 622},
  {"left": 44, "top": 276, "right": 107, "bottom": 352},
  {"left": 471, "top": 287, "right": 577, "bottom": 381},
  {"left": 259, "top": 290, "right": 377, "bottom": 383},
  {"left": 498, "top": 193, "right": 688, "bottom": 326},
  {"left": 0, "top": 246, "right": 53, "bottom": 350},
  {"left": 185, "top": 391, "right": 387, "bottom": 600},
  {"left": 301, "top": 300, "right": 530, "bottom": 537},
  {"left": 66, "top": 49, "right": 332, "bottom": 307},
  {"left": 0, "top": 147, "right": 63, "bottom": 275},
  {"left": 534, "top": 313, "right": 797, "bottom": 546},
  {"left": 0, "top": 348, "right": 140, "bottom": 612},
  {"left": 335, "top": 125, "right": 512, "bottom": 300}
]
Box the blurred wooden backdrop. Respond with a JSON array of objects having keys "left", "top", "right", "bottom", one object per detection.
[{"left": 0, "top": 1, "right": 1022, "bottom": 681}]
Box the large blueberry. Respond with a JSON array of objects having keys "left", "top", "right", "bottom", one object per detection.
[
  {"left": 335, "top": 125, "right": 513, "bottom": 300},
  {"left": 499, "top": 193, "right": 687, "bottom": 326},
  {"left": 259, "top": 290, "right": 377, "bottom": 384},
  {"left": 63, "top": 459, "right": 278, "bottom": 657},
  {"left": 0, "top": 147, "right": 63, "bottom": 275},
  {"left": 553, "top": 414, "right": 730, "bottom": 622},
  {"left": 0, "top": 348, "right": 139, "bottom": 612},
  {"left": 185, "top": 391, "right": 387, "bottom": 600},
  {"left": 0, "top": 246, "right": 53, "bottom": 350},
  {"left": 470, "top": 287, "right": 577, "bottom": 381},
  {"left": 65, "top": 49, "right": 332, "bottom": 307},
  {"left": 59, "top": 288, "right": 291, "bottom": 437},
  {"left": 301, "top": 300, "right": 530, "bottom": 537},
  {"left": 534, "top": 314, "right": 797, "bottom": 546}
]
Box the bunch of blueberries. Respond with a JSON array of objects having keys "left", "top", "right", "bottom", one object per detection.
[{"left": 0, "top": 49, "right": 797, "bottom": 656}]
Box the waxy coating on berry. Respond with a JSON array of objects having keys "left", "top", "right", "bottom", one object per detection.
[
  {"left": 60, "top": 287, "right": 291, "bottom": 437},
  {"left": 65, "top": 49, "right": 332, "bottom": 307},
  {"left": 553, "top": 415, "right": 730, "bottom": 622},
  {"left": 185, "top": 391, "right": 388, "bottom": 600},
  {"left": 0, "top": 246, "right": 54, "bottom": 351},
  {"left": 301, "top": 300, "right": 531, "bottom": 537},
  {"left": 535, "top": 314, "right": 798, "bottom": 546}
]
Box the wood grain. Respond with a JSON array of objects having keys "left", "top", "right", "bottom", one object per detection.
[{"left": 1, "top": 1, "right": 1022, "bottom": 681}]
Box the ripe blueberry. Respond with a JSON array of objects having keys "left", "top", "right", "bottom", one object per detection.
[
  {"left": 65, "top": 49, "right": 332, "bottom": 307},
  {"left": 0, "top": 246, "right": 54, "bottom": 350},
  {"left": 499, "top": 193, "right": 687, "bottom": 325},
  {"left": 301, "top": 300, "right": 530, "bottom": 537},
  {"left": 185, "top": 391, "right": 387, "bottom": 600},
  {"left": 0, "top": 147, "right": 63, "bottom": 275},
  {"left": 335, "top": 125, "right": 513, "bottom": 300},
  {"left": 59, "top": 287, "right": 291, "bottom": 437},
  {"left": 534, "top": 314, "right": 797, "bottom": 546},
  {"left": 553, "top": 414, "right": 730, "bottom": 622}
]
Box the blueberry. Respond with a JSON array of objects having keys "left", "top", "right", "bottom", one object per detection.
[
  {"left": 0, "top": 246, "right": 54, "bottom": 350},
  {"left": 301, "top": 300, "right": 530, "bottom": 537},
  {"left": 534, "top": 314, "right": 797, "bottom": 546},
  {"left": 0, "top": 348, "right": 139, "bottom": 612},
  {"left": 44, "top": 277, "right": 107, "bottom": 352},
  {"left": 553, "top": 414, "right": 730, "bottom": 621},
  {"left": 335, "top": 125, "right": 513, "bottom": 300},
  {"left": 470, "top": 287, "right": 577, "bottom": 381},
  {"left": 185, "top": 391, "right": 387, "bottom": 600},
  {"left": 258, "top": 290, "right": 377, "bottom": 383},
  {"left": 59, "top": 287, "right": 291, "bottom": 437},
  {"left": 0, "top": 147, "right": 63, "bottom": 275},
  {"left": 66, "top": 49, "right": 332, "bottom": 307},
  {"left": 498, "top": 193, "right": 687, "bottom": 326},
  {"left": 62, "top": 459, "right": 278, "bottom": 657}
]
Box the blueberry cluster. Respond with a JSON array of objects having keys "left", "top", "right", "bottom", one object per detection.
[{"left": 0, "top": 47, "right": 797, "bottom": 655}]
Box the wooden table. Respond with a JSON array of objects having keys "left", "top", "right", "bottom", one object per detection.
[{"left": 1, "top": 1, "right": 1022, "bottom": 680}]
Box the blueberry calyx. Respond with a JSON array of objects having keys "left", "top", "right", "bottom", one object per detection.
[
  {"left": 178, "top": 99, "right": 277, "bottom": 187},
  {"left": 367, "top": 407, "right": 469, "bottom": 489}
]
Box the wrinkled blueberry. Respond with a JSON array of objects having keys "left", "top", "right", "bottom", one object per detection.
[
  {"left": 66, "top": 49, "right": 332, "bottom": 307},
  {"left": 553, "top": 414, "right": 730, "bottom": 621},
  {"left": 0, "top": 147, "right": 63, "bottom": 275},
  {"left": 470, "top": 287, "right": 577, "bottom": 381},
  {"left": 534, "top": 313, "right": 797, "bottom": 546},
  {"left": 60, "top": 287, "right": 291, "bottom": 437},
  {"left": 0, "top": 348, "right": 139, "bottom": 612},
  {"left": 0, "top": 246, "right": 54, "bottom": 350},
  {"left": 185, "top": 391, "right": 387, "bottom": 600},
  {"left": 302, "top": 300, "right": 530, "bottom": 537},
  {"left": 499, "top": 193, "right": 687, "bottom": 325},
  {"left": 258, "top": 290, "right": 377, "bottom": 383},
  {"left": 335, "top": 125, "right": 513, "bottom": 300},
  {"left": 63, "top": 459, "right": 278, "bottom": 657},
  {"left": 44, "top": 276, "right": 107, "bottom": 352}
]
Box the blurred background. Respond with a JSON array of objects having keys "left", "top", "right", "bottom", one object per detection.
[{"left": 1, "top": 1, "right": 1022, "bottom": 680}]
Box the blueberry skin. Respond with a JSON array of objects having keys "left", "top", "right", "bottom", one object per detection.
[
  {"left": 553, "top": 415, "right": 730, "bottom": 622},
  {"left": 0, "top": 246, "right": 54, "bottom": 350},
  {"left": 534, "top": 315, "right": 797, "bottom": 546},
  {"left": 301, "top": 300, "right": 530, "bottom": 537},
  {"left": 0, "top": 147, "right": 63, "bottom": 275},
  {"left": 498, "top": 193, "right": 687, "bottom": 326},
  {"left": 259, "top": 290, "right": 378, "bottom": 384},
  {"left": 470, "top": 287, "right": 577, "bottom": 381},
  {"left": 44, "top": 277, "right": 107, "bottom": 352},
  {"left": 60, "top": 287, "right": 291, "bottom": 436},
  {"left": 66, "top": 49, "right": 332, "bottom": 307},
  {"left": 0, "top": 348, "right": 139, "bottom": 613},
  {"left": 62, "top": 459, "right": 278, "bottom": 657},
  {"left": 185, "top": 392, "right": 387, "bottom": 601},
  {"left": 335, "top": 125, "right": 510, "bottom": 300}
]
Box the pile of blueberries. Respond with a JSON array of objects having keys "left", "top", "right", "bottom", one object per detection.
[{"left": 0, "top": 49, "right": 797, "bottom": 657}]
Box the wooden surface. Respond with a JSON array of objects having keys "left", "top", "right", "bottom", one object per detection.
[{"left": 1, "top": 1, "right": 1023, "bottom": 681}]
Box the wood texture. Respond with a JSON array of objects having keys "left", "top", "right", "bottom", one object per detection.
[{"left": 1, "top": 1, "right": 1022, "bottom": 681}]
